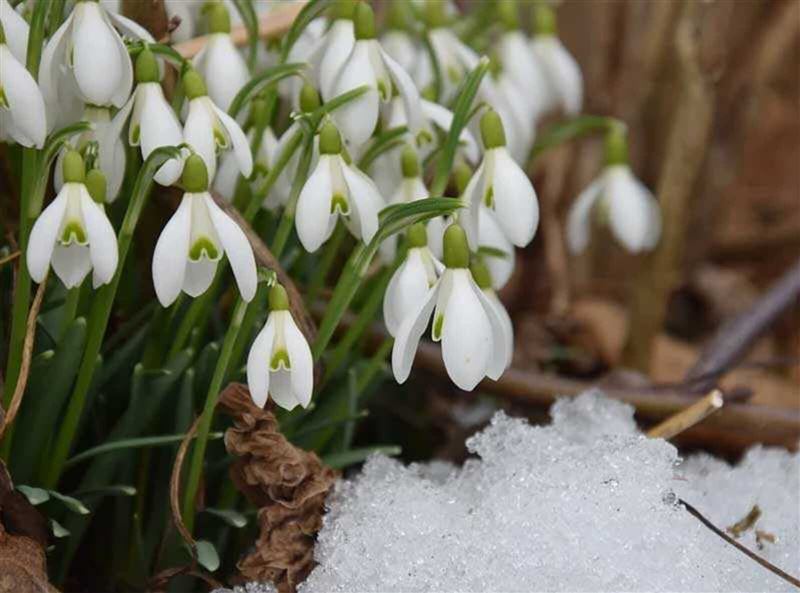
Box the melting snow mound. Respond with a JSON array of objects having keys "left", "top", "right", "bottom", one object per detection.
[{"left": 301, "top": 391, "right": 799, "bottom": 592}]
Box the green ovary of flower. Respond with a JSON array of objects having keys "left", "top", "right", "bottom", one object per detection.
[{"left": 189, "top": 237, "right": 220, "bottom": 261}]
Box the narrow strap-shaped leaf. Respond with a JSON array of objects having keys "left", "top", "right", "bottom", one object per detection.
[
  {"left": 280, "top": 0, "right": 333, "bottom": 62},
  {"left": 531, "top": 115, "right": 616, "bottom": 159},
  {"left": 228, "top": 63, "right": 307, "bottom": 119}
]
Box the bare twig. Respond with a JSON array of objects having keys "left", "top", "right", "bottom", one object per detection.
[
  {"left": 169, "top": 415, "right": 202, "bottom": 555},
  {"left": 680, "top": 498, "right": 800, "bottom": 589},
  {"left": 0, "top": 276, "right": 47, "bottom": 441},
  {"left": 686, "top": 257, "right": 800, "bottom": 392},
  {"left": 174, "top": 2, "right": 305, "bottom": 59},
  {"left": 0, "top": 251, "right": 20, "bottom": 267},
  {"left": 646, "top": 389, "right": 723, "bottom": 439}
]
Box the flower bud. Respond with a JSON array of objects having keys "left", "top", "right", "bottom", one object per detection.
[
  {"left": 353, "top": 1, "right": 376, "bottom": 40},
  {"left": 206, "top": 1, "right": 231, "bottom": 34},
  {"left": 182, "top": 154, "right": 209, "bottom": 192},
  {"left": 443, "top": 224, "right": 469, "bottom": 269},
  {"left": 480, "top": 109, "right": 506, "bottom": 150},
  {"left": 299, "top": 83, "right": 321, "bottom": 113},
  {"left": 249, "top": 96, "right": 270, "bottom": 129},
  {"left": 407, "top": 223, "right": 428, "bottom": 248},
  {"left": 85, "top": 169, "right": 107, "bottom": 203},
  {"left": 469, "top": 258, "right": 493, "bottom": 290},
  {"left": 63, "top": 150, "right": 86, "bottom": 184},
  {"left": 135, "top": 48, "right": 159, "bottom": 84},
  {"left": 182, "top": 68, "right": 208, "bottom": 100},
  {"left": 453, "top": 161, "right": 473, "bottom": 196},
  {"left": 269, "top": 283, "right": 290, "bottom": 311},
  {"left": 401, "top": 145, "right": 420, "bottom": 179},
  {"left": 604, "top": 123, "right": 629, "bottom": 167},
  {"left": 319, "top": 122, "right": 343, "bottom": 155}
]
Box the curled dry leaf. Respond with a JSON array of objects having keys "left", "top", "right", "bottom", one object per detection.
[
  {"left": 0, "top": 461, "right": 57, "bottom": 593},
  {"left": 219, "top": 383, "right": 337, "bottom": 593}
]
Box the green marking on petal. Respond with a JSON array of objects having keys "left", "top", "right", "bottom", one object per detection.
[
  {"left": 60, "top": 221, "right": 88, "bottom": 245},
  {"left": 432, "top": 312, "right": 444, "bottom": 341},
  {"left": 377, "top": 79, "right": 390, "bottom": 102},
  {"left": 189, "top": 237, "right": 220, "bottom": 261},
  {"left": 213, "top": 126, "right": 229, "bottom": 151},
  {"left": 446, "top": 66, "right": 462, "bottom": 85},
  {"left": 130, "top": 124, "right": 141, "bottom": 145},
  {"left": 416, "top": 129, "right": 434, "bottom": 147},
  {"left": 484, "top": 186, "right": 494, "bottom": 208},
  {"left": 0, "top": 87, "right": 8, "bottom": 109},
  {"left": 270, "top": 349, "right": 291, "bottom": 371},
  {"left": 331, "top": 193, "right": 349, "bottom": 215}
]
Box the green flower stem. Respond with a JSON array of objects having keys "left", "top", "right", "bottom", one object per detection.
[
  {"left": 306, "top": 223, "right": 347, "bottom": 304},
  {"left": 60, "top": 287, "right": 82, "bottom": 340},
  {"left": 529, "top": 115, "right": 621, "bottom": 161},
  {"left": 44, "top": 147, "right": 181, "bottom": 488},
  {"left": 181, "top": 297, "right": 247, "bottom": 532},
  {"left": 269, "top": 132, "right": 315, "bottom": 258},
  {"left": 356, "top": 337, "right": 393, "bottom": 394},
  {"left": 3, "top": 0, "right": 49, "bottom": 413}
]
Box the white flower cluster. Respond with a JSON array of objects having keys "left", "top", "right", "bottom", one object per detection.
[{"left": 3, "top": 0, "right": 663, "bottom": 410}]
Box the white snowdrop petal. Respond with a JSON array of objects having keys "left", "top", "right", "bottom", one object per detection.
[
  {"left": 605, "top": 167, "right": 657, "bottom": 253},
  {"left": 421, "top": 99, "right": 480, "bottom": 163},
  {"left": 27, "top": 190, "right": 68, "bottom": 283},
  {"left": 200, "top": 34, "right": 249, "bottom": 112},
  {"left": 203, "top": 194, "right": 257, "bottom": 302},
  {"left": 471, "top": 284, "right": 511, "bottom": 380},
  {"left": 0, "top": 46, "right": 47, "bottom": 148},
  {"left": 489, "top": 148, "right": 539, "bottom": 247},
  {"left": 269, "top": 369, "right": 299, "bottom": 411},
  {"left": 71, "top": 2, "right": 125, "bottom": 106},
  {"left": 319, "top": 19, "right": 355, "bottom": 100},
  {"left": 535, "top": 37, "right": 583, "bottom": 115},
  {"left": 385, "top": 249, "right": 432, "bottom": 337},
  {"left": 38, "top": 11, "right": 73, "bottom": 116},
  {"left": 342, "top": 165, "right": 384, "bottom": 245},
  {"left": 459, "top": 162, "right": 485, "bottom": 251},
  {"left": 332, "top": 42, "right": 380, "bottom": 146},
  {"left": 283, "top": 313, "right": 314, "bottom": 408},
  {"left": 106, "top": 12, "right": 134, "bottom": 107},
  {"left": 380, "top": 30, "right": 417, "bottom": 76},
  {"left": 79, "top": 186, "right": 118, "bottom": 286},
  {"left": 379, "top": 47, "right": 422, "bottom": 135},
  {"left": 0, "top": 0, "right": 29, "bottom": 63},
  {"left": 490, "top": 291, "right": 515, "bottom": 370},
  {"left": 107, "top": 11, "right": 155, "bottom": 42},
  {"left": 182, "top": 258, "right": 217, "bottom": 297},
  {"left": 211, "top": 103, "right": 253, "bottom": 178},
  {"left": 441, "top": 270, "right": 493, "bottom": 391},
  {"left": 102, "top": 94, "right": 135, "bottom": 187},
  {"left": 152, "top": 195, "right": 192, "bottom": 306},
  {"left": 295, "top": 157, "right": 335, "bottom": 253},
  {"left": 391, "top": 282, "right": 439, "bottom": 384},
  {"left": 246, "top": 317, "right": 275, "bottom": 408},
  {"left": 566, "top": 175, "right": 605, "bottom": 254},
  {"left": 139, "top": 84, "right": 184, "bottom": 185},
  {"left": 51, "top": 244, "right": 92, "bottom": 289},
  {"left": 184, "top": 100, "right": 218, "bottom": 181},
  {"left": 478, "top": 206, "right": 515, "bottom": 290}
]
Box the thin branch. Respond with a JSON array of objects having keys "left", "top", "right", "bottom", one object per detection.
[
  {"left": 646, "top": 389, "right": 723, "bottom": 440},
  {"left": 0, "top": 276, "right": 47, "bottom": 440},
  {"left": 0, "top": 251, "right": 20, "bottom": 267},
  {"left": 169, "top": 415, "right": 202, "bottom": 555},
  {"left": 680, "top": 498, "right": 800, "bottom": 589}
]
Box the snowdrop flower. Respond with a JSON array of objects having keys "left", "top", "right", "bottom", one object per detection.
[
  {"left": 462, "top": 109, "right": 539, "bottom": 249},
  {"left": 182, "top": 68, "right": 252, "bottom": 183},
  {"left": 380, "top": 0, "right": 418, "bottom": 77},
  {"left": 192, "top": 2, "right": 249, "bottom": 112},
  {"left": 530, "top": 3, "right": 583, "bottom": 116},
  {"left": 477, "top": 205, "right": 515, "bottom": 291},
  {"left": 55, "top": 105, "right": 126, "bottom": 201},
  {"left": 383, "top": 223, "right": 442, "bottom": 337},
  {"left": 315, "top": 1, "right": 356, "bottom": 101},
  {"left": 280, "top": 17, "right": 326, "bottom": 107},
  {"left": 0, "top": 23, "right": 47, "bottom": 148},
  {"left": 567, "top": 127, "right": 661, "bottom": 254},
  {"left": 106, "top": 48, "right": 184, "bottom": 186},
  {"left": 247, "top": 283, "right": 313, "bottom": 410},
  {"left": 392, "top": 224, "right": 509, "bottom": 391},
  {"left": 332, "top": 2, "right": 422, "bottom": 146},
  {"left": 152, "top": 154, "right": 257, "bottom": 306},
  {"left": 165, "top": 0, "right": 197, "bottom": 43},
  {"left": 39, "top": 0, "right": 151, "bottom": 113},
  {"left": 380, "top": 146, "right": 428, "bottom": 262},
  {"left": 470, "top": 257, "right": 513, "bottom": 372},
  {"left": 0, "top": 0, "right": 28, "bottom": 63},
  {"left": 295, "top": 122, "right": 384, "bottom": 253},
  {"left": 27, "top": 151, "right": 118, "bottom": 288}
]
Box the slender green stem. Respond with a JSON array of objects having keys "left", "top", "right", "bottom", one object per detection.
[
  {"left": 306, "top": 223, "right": 347, "bottom": 304},
  {"left": 181, "top": 298, "right": 248, "bottom": 531},
  {"left": 60, "top": 287, "right": 82, "bottom": 340},
  {"left": 43, "top": 147, "right": 181, "bottom": 488},
  {"left": 269, "top": 133, "right": 314, "bottom": 258},
  {"left": 356, "top": 338, "right": 393, "bottom": 393}
]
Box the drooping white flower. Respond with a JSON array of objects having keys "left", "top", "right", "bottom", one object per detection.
[
  {"left": 280, "top": 17, "right": 326, "bottom": 107},
  {"left": 314, "top": 6, "right": 355, "bottom": 101},
  {"left": 152, "top": 155, "right": 257, "bottom": 306},
  {"left": 331, "top": 2, "right": 422, "bottom": 146},
  {"left": 529, "top": 3, "right": 583, "bottom": 116},
  {"left": 392, "top": 224, "right": 509, "bottom": 391},
  {"left": 0, "top": 0, "right": 28, "bottom": 63},
  {"left": 0, "top": 31, "right": 47, "bottom": 148},
  {"left": 383, "top": 223, "right": 443, "bottom": 337},
  {"left": 567, "top": 164, "right": 661, "bottom": 254},
  {"left": 380, "top": 0, "right": 418, "bottom": 76},
  {"left": 295, "top": 122, "right": 384, "bottom": 253},
  {"left": 192, "top": 2, "right": 249, "bottom": 112},
  {"left": 470, "top": 257, "right": 513, "bottom": 372},
  {"left": 105, "top": 48, "right": 184, "bottom": 186},
  {"left": 247, "top": 283, "right": 313, "bottom": 410},
  {"left": 55, "top": 105, "right": 126, "bottom": 202},
  {"left": 39, "top": 0, "right": 151, "bottom": 116},
  {"left": 476, "top": 205, "right": 515, "bottom": 291},
  {"left": 215, "top": 125, "right": 278, "bottom": 205},
  {"left": 461, "top": 109, "right": 539, "bottom": 249},
  {"left": 27, "top": 151, "right": 118, "bottom": 289},
  {"left": 181, "top": 68, "right": 252, "bottom": 183},
  {"left": 164, "top": 0, "right": 197, "bottom": 43}
]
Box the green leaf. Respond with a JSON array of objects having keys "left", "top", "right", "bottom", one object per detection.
[
  {"left": 323, "top": 446, "right": 402, "bottom": 469},
  {"left": 73, "top": 485, "right": 137, "bottom": 499},
  {"left": 430, "top": 57, "right": 491, "bottom": 196},
  {"left": 310, "top": 85, "right": 371, "bottom": 120},
  {"left": 65, "top": 432, "right": 224, "bottom": 468},
  {"left": 126, "top": 41, "right": 186, "bottom": 68},
  {"left": 230, "top": 0, "right": 259, "bottom": 71},
  {"left": 531, "top": 115, "right": 614, "bottom": 159},
  {"left": 195, "top": 540, "right": 220, "bottom": 572},
  {"left": 477, "top": 245, "right": 510, "bottom": 259},
  {"left": 48, "top": 490, "right": 90, "bottom": 515},
  {"left": 17, "top": 485, "right": 49, "bottom": 505},
  {"left": 358, "top": 126, "right": 409, "bottom": 171},
  {"left": 42, "top": 121, "right": 93, "bottom": 169},
  {"left": 204, "top": 507, "right": 248, "bottom": 528},
  {"left": 280, "top": 0, "right": 333, "bottom": 62},
  {"left": 51, "top": 519, "right": 70, "bottom": 539},
  {"left": 228, "top": 63, "right": 307, "bottom": 119}
]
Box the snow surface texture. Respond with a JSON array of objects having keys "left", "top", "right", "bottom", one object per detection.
[{"left": 218, "top": 391, "right": 800, "bottom": 593}]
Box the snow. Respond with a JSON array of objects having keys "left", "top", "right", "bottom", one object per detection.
[{"left": 221, "top": 390, "right": 800, "bottom": 593}]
